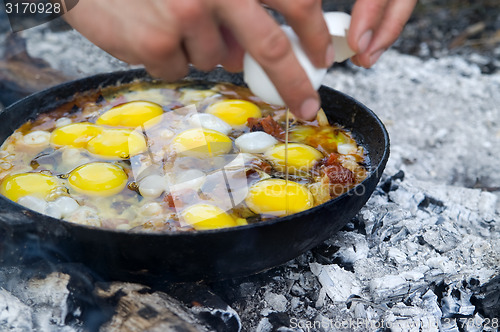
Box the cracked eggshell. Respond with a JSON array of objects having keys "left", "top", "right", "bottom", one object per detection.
[
  {"left": 243, "top": 13, "right": 354, "bottom": 105},
  {"left": 324, "top": 12, "right": 356, "bottom": 63},
  {"left": 243, "top": 26, "right": 327, "bottom": 106}
]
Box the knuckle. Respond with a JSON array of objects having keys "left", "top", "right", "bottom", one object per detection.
[
  {"left": 137, "top": 32, "right": 177, "bottom": 61},
  {"left": 365, "top": 0, "right": 387, "bottom": 14},
  {"left": 171, "top": 0, "right": 204, "bottom": 25},
  {"left": 147, "top": 65, "right": 188, "bottom": 81},
  {"left": 256, "top": 29, "right": 291, "bottom": 64},
  {"left": 289, "top": 0, "right": 317, "bottom": 19}
]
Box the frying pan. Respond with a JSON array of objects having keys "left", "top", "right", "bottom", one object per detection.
[{"left": 0, "top": 68, "right": 389, "bottom": 283}]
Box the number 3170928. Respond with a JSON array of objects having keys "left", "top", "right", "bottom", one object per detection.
[{"left": 5, "top": 2, "right": 62, "bottom": 14}]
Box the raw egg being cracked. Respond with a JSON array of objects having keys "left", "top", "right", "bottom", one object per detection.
[{"left": 0, "top": 81, "right": 367, "bottom": 232}]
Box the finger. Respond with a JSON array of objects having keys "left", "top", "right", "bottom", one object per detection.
[
  {"left": 219, "top": 25, "right": 245, "bottom": 72},
  {"left": 363, "top": 0, "right": 417, "bottom": 65},
  {"left": 144, "top": 50, "right": 190, "bottom": 82},
  {"left": 262, "top": 0, "right": 333, "bottom": 68},
  {"left": 173, "top": 1, "right": 227, "bottom": 71},
  {"left": 347, "top": 0, "right": 390, "bottom": 67},
  {"left": 134, "top": 29, "right": 189, "bottom": 81},
  {"left": 214, "top": 0, "right": 320, "bottom": 120}
]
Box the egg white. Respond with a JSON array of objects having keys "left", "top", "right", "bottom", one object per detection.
[
  {"left": 235, "top": 131, "right": 278, "bottom": 153},
  {"left": 187, "top": 113, "right": 232, "bottom": 135}
]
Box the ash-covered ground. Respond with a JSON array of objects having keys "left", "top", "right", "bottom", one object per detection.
[{"left": 0, "top": 2, "right": 499, "bottom": 331}]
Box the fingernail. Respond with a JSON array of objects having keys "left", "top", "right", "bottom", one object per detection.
[
  {"left": 300, "top": 98, "right": 320, "bottom": 120},
  {"left": 358, "top": 30, "right": 372, "bottom": 54},
  {"left": 370, "top": 50, "right": 383, "bottom": 67},
  {"left": 325, "top": 43, "right": 335, "bottom": 67}
]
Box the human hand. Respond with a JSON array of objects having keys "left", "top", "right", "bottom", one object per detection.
[
  {"left": 64, "top": 0, "right": 333, "bottom": 120},
  {"left": 347, "top": 0, "right": 417, "bottom": 68}
]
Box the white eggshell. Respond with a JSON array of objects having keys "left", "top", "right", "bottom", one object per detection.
[
  {"left": 48, "top": 196, "right": 80, "bottom": 218},
  {"left": 323, "top": 12, "right": 356, "bottom": 63},
  {"left": 55, "top": 117, "right": 72, "bottom": 127},
  {"left": 187, "top": 113, "right": 232, "bottom": 135},
  {"left": 337, "top": 143, "right": 357, "bottom": 155},
  {"left": 17, "top": 195, "right": 47, "bottom": 214},
  {"left": 243, "top": 26, "right": 327, "bottom": 106},
  {"left": 45, "top": 203, "right": 63, "bottom": 219},
  {"left": 324, "top": 11, "right": 351, "bottom": 36},
  {"left": 139, "top": 174, "right": 169, "bottom": 198},
  {"left": 22, "top": 130, "right": 51, "bottom": 145},
  {"left": 139, "top": 202, "right": 163, "bottom": 217},
  {"left": 235, "top": 132, "right": 278, "bottom": 153}
]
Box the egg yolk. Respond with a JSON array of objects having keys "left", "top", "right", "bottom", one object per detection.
[
  {"left": 172, "top": 128, "right": 232, "bottom": 158},
  {"left": 86, "top": 128, "right": 147, "bottom": 159},
  {"left": 181, "top": 203, "right": 237, "bottom": 230},
  {"left": 290, "top": 125, "right": 356, "bottom": 155},
  {"left": 0, "top": 173, "right": 59, "bottom": 202},
  {"left": 50, "top": 122, "right": 102, "bottom": 148},
  {"left": 205, "top": 99, "right": 261, "bottom": 128},
  {"left": 96, "top": 101, "right": 163, "bottom": 128},
  {"left": 245, "top": 179, "right": 313, "bottom": 217},
  {"left": 68, "top": 162, "right": 128, "bottom": 197},
  {"left": 264, "top": 143, "right": 323, "bottom": 174}
]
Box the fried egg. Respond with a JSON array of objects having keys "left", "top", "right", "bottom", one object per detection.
[
  {"left": 68, "top": 162, "right": 128, "bottom": 197},
  {"left": 245, "top": 179, "right": 313, "bottom": 217},
  {"left": 172, "top": 128, "right": 232, "bottom": 158},
  {"left": 0, "top": 172, "right": 60, "bottom": 202},
  {"left": 51, "top": 122, "right": 103, "bottom": 148},
  {"left": 86, "top": 128, "right": 147, "bottom": 159},
  {"left": 180, "top": 203, "right": 237, "bottom": 230},
  {"left": 205, "top": 99, "right": 261, "bottom": 128},
  {"left": 235, "top": 131, "right": 278, "bottom": 153},
  {"left": 96, "top": 101, "right": 163, "bottom": 128},
  {"left": 264, "top": 143, "right": 323, "bottom": 173}
]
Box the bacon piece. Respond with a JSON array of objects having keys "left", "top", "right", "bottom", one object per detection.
[
  {"left": 163, "top": 189, "right": 197, "bottom": 208},
  {"left": 323, "top": 162, "right": 354, "bottom": 185},
  {"left": 247, "top": 115, "right": 285, "bottom": 140},
  {"left": 164, "top": 193, "right": 176, "bottom": 208},
  {"left": 325, "top": 152, "right": 340, "bottom": 166},
  {"left": 311, "top": 152, "right": 340, "bottom": 177}
]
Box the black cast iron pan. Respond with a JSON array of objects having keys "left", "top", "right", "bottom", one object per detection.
[{"left": 0, "top": 68, "right": 389, "bottom": 283}]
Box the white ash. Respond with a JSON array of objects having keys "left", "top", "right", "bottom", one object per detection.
[
  {"left": 23, "top": 26, "right": 133, "bottom": 77},
  {"left": 0, "top": 288, "right": 33, "bottom": 331},
  {"left": 323, "top": 51, "right": 500, "bottom": 199},
  {"left": 0, "top": 268, "right": 79, "bottom": 332},
  {"left": 310, "top": 263, "right": 362, "bottom": 303}
]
